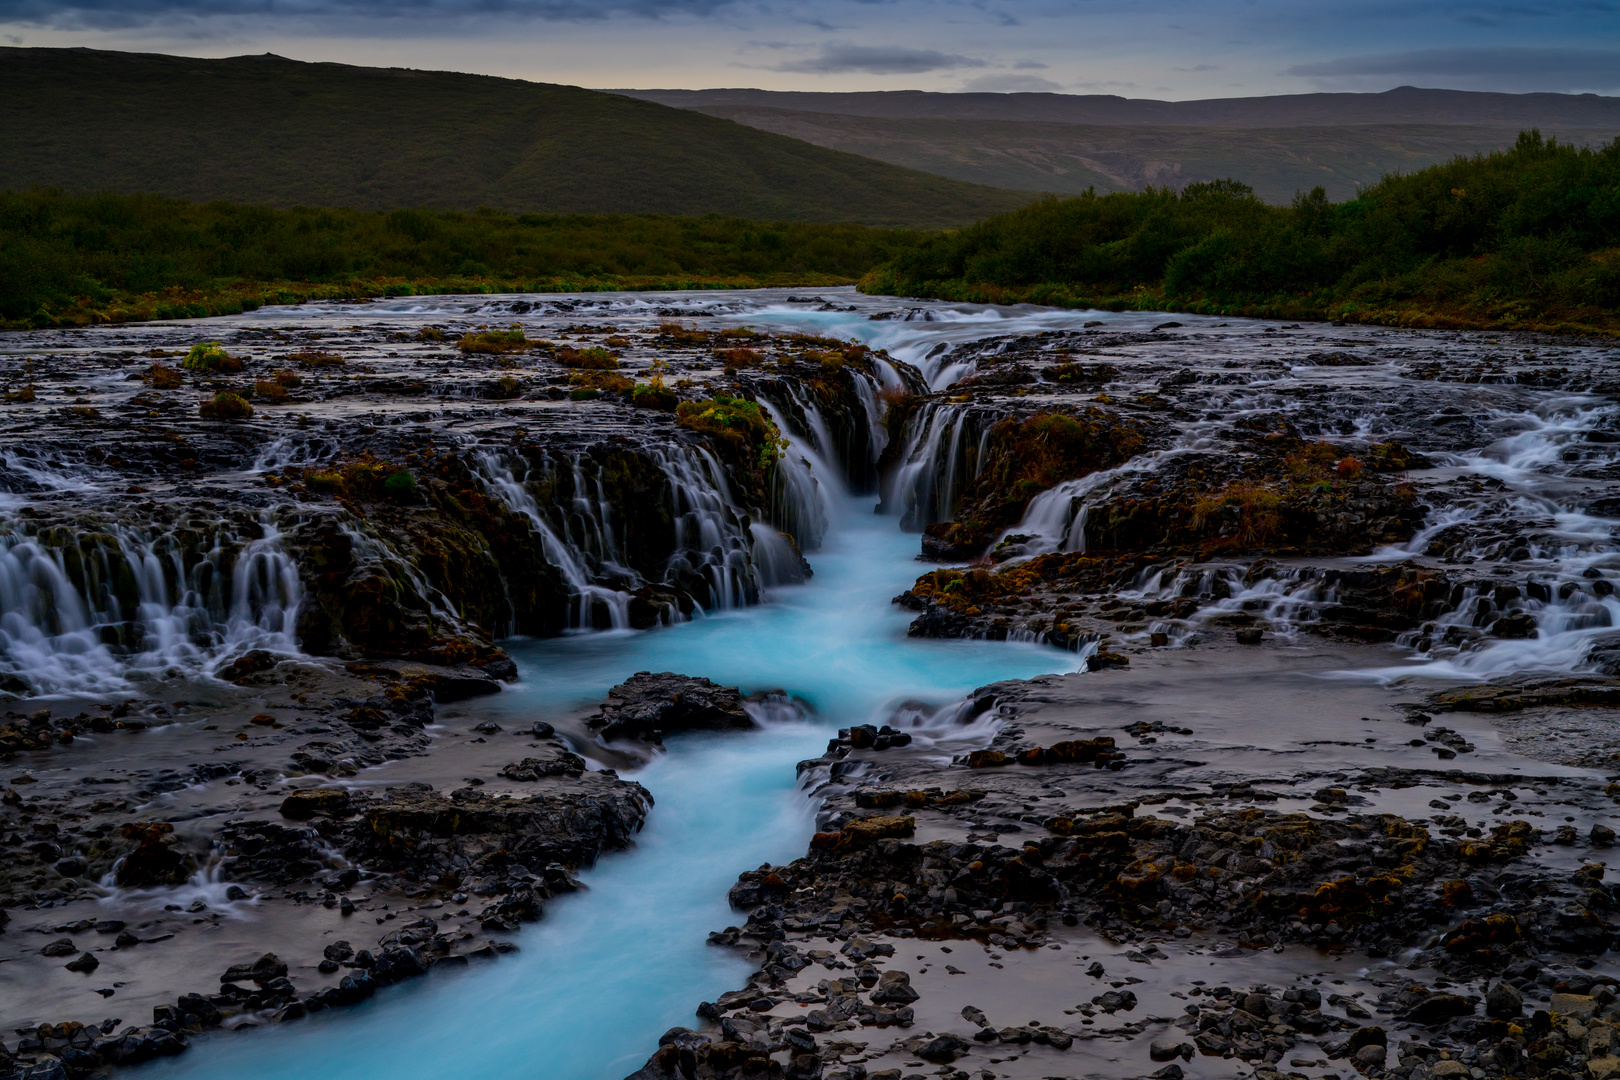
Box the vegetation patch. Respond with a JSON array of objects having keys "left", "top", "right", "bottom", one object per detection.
[
  {"left": 1, "top": 189, "right": 929, "bottom": 331},
  {"left": 198, "top": 391, "right": 253, "bottom": 420},
  {"left": 182, "top": 341, "right": 242, "bottom": 373},
  {"left": 863, "top": 132, "right": 1620, "bottom": 337},
  {"left": 458, "top": 327, "right": 533, "bottom": 355},
  {"left": 556, "top": 346, "right": 619, "bottom": 370},
  {"left": 305, "top": 457, "right": 415, "bottom": 502},
  {"left": 146, "top": 363, "right": 183, "bottom": 389}
]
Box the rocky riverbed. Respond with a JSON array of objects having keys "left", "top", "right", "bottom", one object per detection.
[{"left": 3, "top": 289, "right": 1620, "bottom": 1080}]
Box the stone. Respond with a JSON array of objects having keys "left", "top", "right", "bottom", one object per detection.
[
  {"left": 40, "top": 937, "right": 76, "bottom": 957},
  {"left": 222, "top": 953, "right": 289, "bottom": 985},
  {"left": 1430, "top": 1061, "right": 1470, "bottom": 1077},
  {"left": 1554, "top": 993, "right": 1599, "bottom": 1019},
  {"left": 1401, "top": 992, "right": 1474, "bottom": 1025},
  {"left": 1151, "top": 1067, "right": 1184, "bottom": 1080},
  {"left": 586, "top": 672, "right": 756, "bottom": 743},
  {"left": 65, "top": 951, "right": 100, "bottom": 972},
  {"left": 1151, "top": 1040, "right": 1194, "bottom": 1061},
  {"left": 1235, "top": 627, "right": 1264, "bottom": 645},
  {"left": 115, "top": 822, "right": 196, "bottom": 888},
  {"left": 279, "top": 788, "right": 352, "bottom": 820},
  {"left": 1486, "top": 980, "right": 1524, "bottom": 1019},
  {"left": 1354, "top": 1044, "right": 1387, "bottom": 1066},
  {"left": 917, "top": 1033, "right": 972, "bottom": 1062},
  {"left": 1593, "top": 823, "right": 1616, "bottom": 847},
  {"left": 871, "top": 970, "right": 920, "bottom": 1005}
]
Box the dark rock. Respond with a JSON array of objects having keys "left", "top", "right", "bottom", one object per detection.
[
  {"left": 64, "top": 951, "right": 100, "bottom": 972},
  {"left": 115, "top": 822, "right": 196, "bottom": 887},
  {"left": 40, "top": 937, "right": 76, "bottom": 957},
  {"left": 1399, "top": 992, "right": 1474, "bottom": 1025},
  {"left": 586, "top": 672, "right": 756, "bottom": 743},
  {"left": 917, "top": 1033, "right": 973, "bottom": 1063},
  {"left": 430, "top": 671, "right": 502, "bottom": 702},
  {"left": 1486, "top": 980, "right": 1524, "bottom": 1019},
  {"left": 871, "top": 970, "right": 920, "bottom": 1005},
  {"left": 499, "top": 754, "right": 586, "bottom": 781},
  {"left": 221, "top": 953, "right": 288, "bottom": 985},
  {"left": 279, "top": 788, "right": 352, "bottom": 820},
  {"left": 177, "top": 992, "right": 222, "bottom": 1026}
]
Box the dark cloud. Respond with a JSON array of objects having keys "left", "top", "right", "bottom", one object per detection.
[
  {"left": 1287, "top": 46, "right": 1620, "bottom": 90},
  {"left": 0, "top": 0, "right": 737, "bottom": 29},
  {"left": 772, "top": 43, "right": 987, "bottom": 74}
]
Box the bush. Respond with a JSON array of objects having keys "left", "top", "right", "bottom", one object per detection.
[
  {"left": 147, "top": 363, "right": 182, "bottom": 389},
  {"left": 866, "top": 131, "right": 1620, "bottom": 333},
  {"left": 383, "top": 471, "right": 417, "bottom": 501},
  {"left": 458, "top": 327, "right": 531, "bottom": 354},
  {"left": 199, "top": 391, "right": 253, "bottom": 419},
  {"left": 290, "top": 349, "right": 344, "bottom": 367},
  {"left": 183, "top": 341, "right": 242, "bottom": 373},
  {"left": 556, "top": 346, "right": 619, "bottom": 369},
  {"left": 631, "top": 381, "right": 679, "bottom": 411},
  {"left": 253, "top": 380, "right": 289, "bottom": 402}
]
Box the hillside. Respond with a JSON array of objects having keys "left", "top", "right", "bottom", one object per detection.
[
  {"left": 0, "top": 48, "right": 1031, "bottom": 229},
  {"left": 618, "top": 86, "right": 1620, "bottom": 128},
  {"left": 669, "top": 108, "right": 1616, "bottom": 203},
  {"left": 861, "top": 131, "right": 1620, "bottom": 336},
  {"left": 619, "top": 87, "right": 1620, "bottom": 204}
]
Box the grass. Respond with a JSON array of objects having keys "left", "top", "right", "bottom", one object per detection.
[
  {"left": 862, "top": 131, "right": 1620, "bottom": 336},
  {"left": 0, "top": 189, "right": 931, "bottom": 329},
  {"left": 0, "top": 47, "right": 1029, "bottom": 228}
]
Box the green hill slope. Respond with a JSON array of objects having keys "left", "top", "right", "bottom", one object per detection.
[
  {"left": 0, "top": 48, "right": 1031, "bottom": 228},
  {"left": 680, "top": 106, "right": 1617, "bottom": 203}
]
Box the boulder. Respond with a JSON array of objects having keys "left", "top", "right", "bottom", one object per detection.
[
  {"left": 871, "top": 970, "right": 920, "bottom": 1005},
  {"left": 1486, "top": 980, "right": 1523, "bottom": 1019},
  {"left": 586, "top": 672, "right": 756, "bottom": 743},
  {"left": 221, "top": 953, "right": 289, "bottom": 985},
  {"left": 279, "top": 788, "right": 352, "bottom": 820}
]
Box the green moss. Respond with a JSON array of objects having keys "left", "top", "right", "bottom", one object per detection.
[
  {"left": 198, "top": 391, "right": 253, "bottom": 420},
  {"left": 182, "top": 341, "right": 241, "bottom": 373}
]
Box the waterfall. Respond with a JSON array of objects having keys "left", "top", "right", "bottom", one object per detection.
[
  {"left": 472, "top": 452, "right": 635, "bottom": 631},
  {"left": 0, "top": 515, "right": 303, "bottom": 697},
  {"left": 882, "top": 402, "right": 994, "bottom": 530}
]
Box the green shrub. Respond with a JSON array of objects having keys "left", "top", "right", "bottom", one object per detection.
[
  {"left": 383, "top": 471, "right": 417, "bottom": 500},
  {"left": 556, "top": 346, "right": 618, "bottom": 369},
  {"left": 631, "top": 381, "right": 679, "bottom": 411},
  {"left": 198, "top": 391, "right": 253, "bottom": 420},
  {"left": 183, "top": 341, "right": 242, "bottom": 372},
  {"left": 458, "top": 327, "right": 531, "bottom": 354}
]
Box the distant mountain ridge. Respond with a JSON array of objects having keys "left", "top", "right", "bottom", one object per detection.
[
  {"left": 613, "top": 87, "right": 1620, "bottom": 204},
  {"left": 0, "top": 48, "right": 1032, "bottom": 228},
  {"left": 613, "top": 86, "right": 1620, "bottom": 129}
]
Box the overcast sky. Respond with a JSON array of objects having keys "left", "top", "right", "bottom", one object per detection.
[{"left": 3, "top": 0, "right": 1617, "bottom": 99}]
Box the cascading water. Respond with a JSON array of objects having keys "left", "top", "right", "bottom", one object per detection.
[
  {"left": 881, "top": 402, "right": 996, "bottom": 530},
  {"left": 0, "top": 515, "right": 302, "bottom": 696}
]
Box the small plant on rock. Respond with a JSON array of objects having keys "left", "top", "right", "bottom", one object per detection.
[
  {"left": 147, "top": 363, "right": 183, "bottom": 389},
  {"left": 199, "top": 391, "right": 254, "bottom": 420},
  {"left": 183, "top": 341, "right": 243, "bottom": 373}
]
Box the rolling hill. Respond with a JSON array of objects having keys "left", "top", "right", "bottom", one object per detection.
[
  {"left": 0, "top": 48, "right": 1032, "bottom": 228},
  {"left": 618, "top": 87, "right": 1620, "bottom": 203}
]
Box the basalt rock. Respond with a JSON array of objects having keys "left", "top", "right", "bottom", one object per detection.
[{"left": 586, "top": 672, "right": 756, "bottom": 744}]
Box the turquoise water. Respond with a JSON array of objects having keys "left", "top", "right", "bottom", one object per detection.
[{"left": 149, "top": 496, "right": 1072, "bottom": 1080}]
